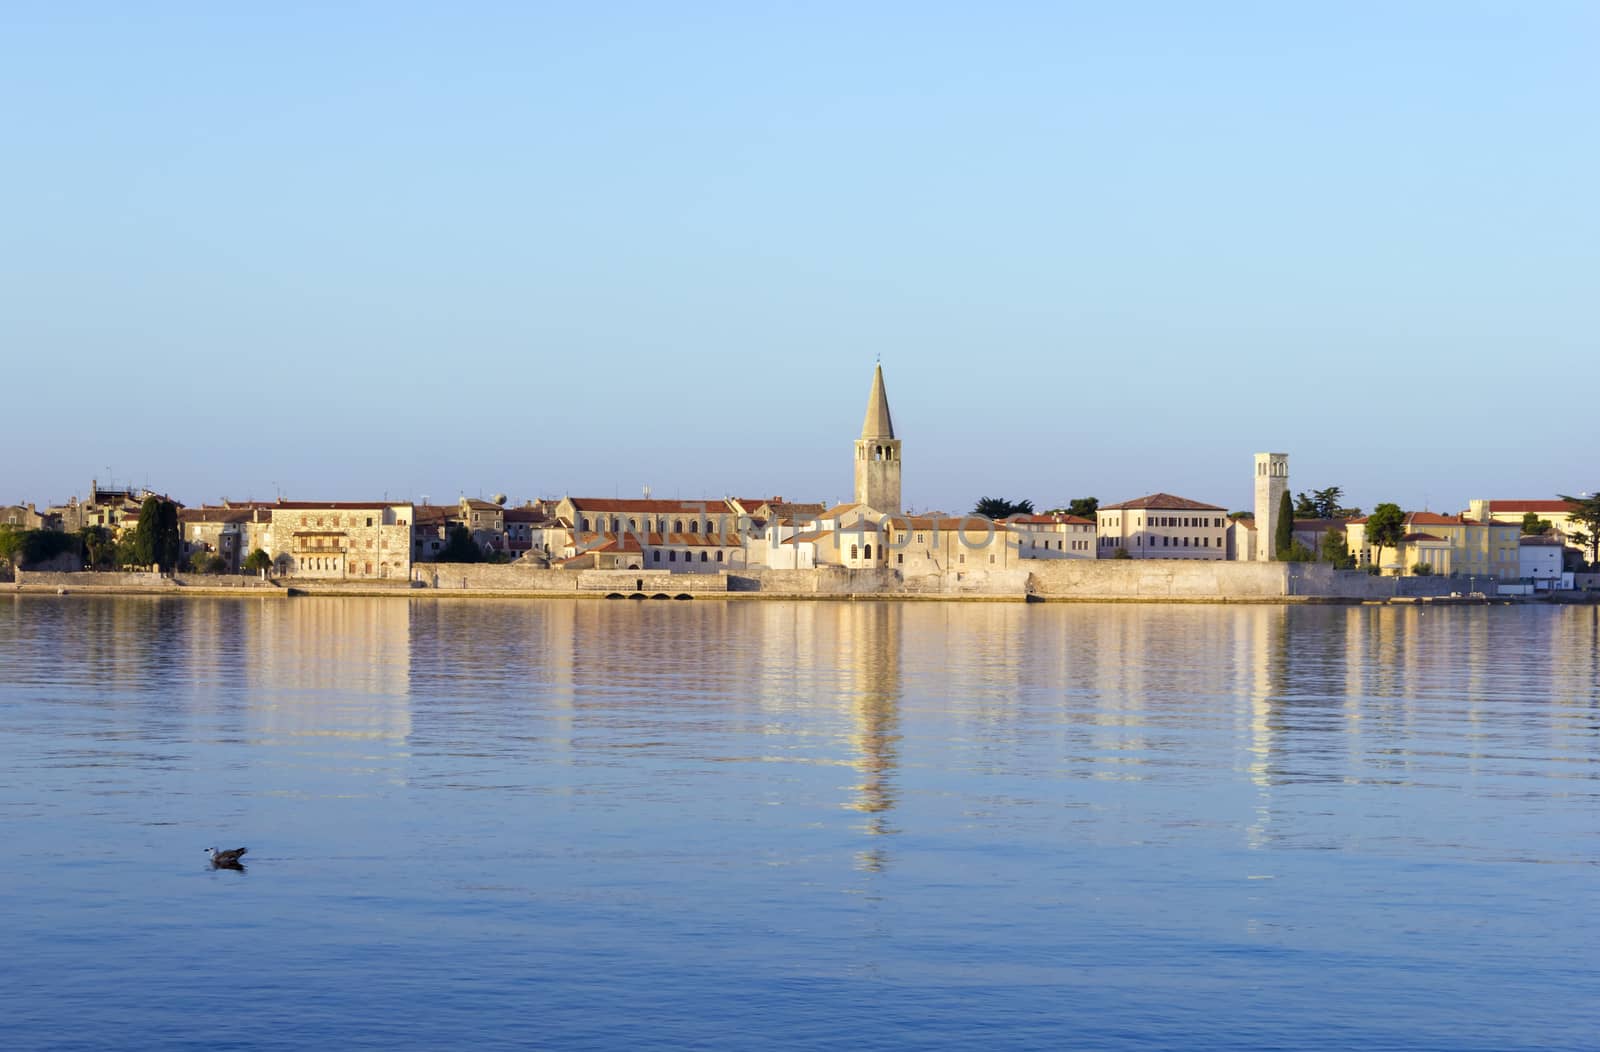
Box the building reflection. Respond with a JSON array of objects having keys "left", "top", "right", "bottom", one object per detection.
[
  {"left": 837, "top": 603, "right": 901, "bottom": 871},
  {"left": 248, "top": 597, "right": 412, "bottom": 743}
]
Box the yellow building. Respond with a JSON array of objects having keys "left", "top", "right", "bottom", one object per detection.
[{"left": 1344, "top": 511, "right": 1520, "bottom": 579}]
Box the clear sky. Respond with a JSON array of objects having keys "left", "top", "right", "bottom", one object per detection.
[{"left": 4, "top": 3, "right": 1595, "bottom": 516}]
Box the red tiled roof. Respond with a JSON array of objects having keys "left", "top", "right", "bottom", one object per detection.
[
  {"left": 503, "top": 508, "right": 547, "bottom": 523},
  {"left": 1519, "top": 536, "right": 1565, "bottom": 546},
  {"left": 266, "top": 500, "right": 407, "bottom": 510},
  {"left": 1008, "top": 513, "right": 1095, "bottom": 526},
  {"left": 783, "top": 530, "right": 835, "bottom": 545},
  {"left": 576, "top": 532, "right": 739, "bottom": 550},
  {"left": 1100, "top": 493, "right": 1226, "bottom": 512},
  {"left": 1484, "top": 499, "right": 1579, "bottom": 514},
  {"left": 179, "top": 507, "right": 254, "bottom": 524},
  {"left": 567, "top": 497, "right": 736, "bottom": 514}
]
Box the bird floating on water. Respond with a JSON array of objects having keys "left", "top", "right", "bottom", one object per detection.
[{"left": 206, "top": 846, "right": 248, "bottom": 867}]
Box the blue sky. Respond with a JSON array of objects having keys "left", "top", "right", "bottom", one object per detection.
[{"left": 4, "top": 3, "right": 1595, "bottom": 515}]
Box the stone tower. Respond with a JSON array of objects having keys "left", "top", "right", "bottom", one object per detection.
[
  {"left": 1254, "top": 452, "right": 1289, "bottom": 560},
  {"left": 854, "top": 364, "right": 902, "bottom": 513}
]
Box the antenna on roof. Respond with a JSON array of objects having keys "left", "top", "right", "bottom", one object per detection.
[{"left": 642, "top": 485, "right": 652, "bottom": 500}]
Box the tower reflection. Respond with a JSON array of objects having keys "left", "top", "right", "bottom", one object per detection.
[{"left": 838, "top": 603, "right": 901, "bottom": 871}]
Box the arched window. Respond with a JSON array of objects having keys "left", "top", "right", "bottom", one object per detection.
[
  {"left": 674, "top": 520, "right": 684, "bottom": 532},
  {"left": 851, "top": 544, "right": 859, "bottom": 560},
  {"left": 689, "top": 521, "right": 699, "bottom": 533},
  {"left": 580, "top": 517, "right": 591, "bottom": 532},
  {"left": 864, "top": 544, "right": 873, "bottom": 559}
]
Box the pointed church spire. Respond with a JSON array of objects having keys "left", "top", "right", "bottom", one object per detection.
[{"left": 860, "top": 364, "right": 895, "bottom": 440}]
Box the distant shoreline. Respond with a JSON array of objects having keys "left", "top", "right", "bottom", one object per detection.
[{"left": 7, "top": 579, "right": 1572, "bottom": 606}]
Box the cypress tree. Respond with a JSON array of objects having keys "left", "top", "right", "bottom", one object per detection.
[
  {"left": 134, "top": 497, "right": 161, "bottom": 568},
  {"left": 1274, "top": 490, "right": 1294, "bottom": 559},
  {"left": 157, "top": 499, "right": 181, "bottom": 571}
]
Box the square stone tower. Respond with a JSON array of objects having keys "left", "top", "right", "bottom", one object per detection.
[
  {"left": 1254, "top": 452, "right": 1288, "bottom": 560},
  {"left": 854, "top": 364, "right": 902, "bottom": 513}
]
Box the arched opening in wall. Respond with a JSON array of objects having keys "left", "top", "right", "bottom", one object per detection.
[
  {"left": 689, "top": 521, "right": 699, "bottom": 533},
  {"left": 674, "top": 520, "right": 684, "bottom": 532},
  {"left": 864, "top": 544, "right": 873, "bottom": 559},
  {"left": 580, "top": 517, "right": 591, "bottom": 532}
]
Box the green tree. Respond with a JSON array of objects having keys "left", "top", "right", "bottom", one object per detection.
[
  {"left": 134, "top": 497, "right": 182, "bottom": 570},
  {"left": 438, "top": 524, "right": 484, "bottom": 563},
  {"left": 187, "top": 551, "right": 223, "bottom": 574},
  {"left": 1279, "top": 539, "right": 1315, "bottom": 563},
  {"left": 1410, "top": 562, "right": 1435, "bottom": 577},
  {"left": 132, "top": 498, "right": 159, "bottom": 566},
  {"left": 1556, "top": 493, "right": 1600, "bottom": 566},
  {"left": 1064, "top": 497, "right": 1099, "bottom": 519},
  {"left": 0, "top": 526, "right": 21, "bottom": 565},
  {"left": 1111, "top": 547, "right": 1132, "bottom": 560},
  {"left": 1319, "top": 529, "right": 1355, "bottom": 569},
  {"left": 973, "top": 496, "right": 1034, "bottom": 519},
  {"left": 1274, "top": 491, "right": 1294, "bottom": 559},
  {"left": 244, "top": 548, "right": 272, "bottom": 574},
  {"left": 80, "top": 526, "right": 114, "bottom": 569},
  {"left": 1520, "top": 511, "right": 1553, "bottom": 536},
  {"left": 114, "top": 531, "right": 142, "bottom": 569},
  {"left": 1366, "top": 503, "right": 1407, "bottom": 575},
  {"left": 157, "top": 501, "right": 181, "bottom": 570}
]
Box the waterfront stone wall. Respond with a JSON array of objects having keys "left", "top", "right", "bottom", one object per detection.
[
  {"left": 1028, "top": 560, "right": 1290, "bottom": 599},
  {"left": 411, "top": 564, "right": 579, "bottom": 591},
  {"left": 405, "top": 564, "right": 727, "bottom": 592},
  {"left": 14, "top": 570, "right": 277, "bottom": 590}
]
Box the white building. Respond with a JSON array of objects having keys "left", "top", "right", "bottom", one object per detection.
[{"left": 1098, "top": 493, "right": 1229, "bottom": 560}]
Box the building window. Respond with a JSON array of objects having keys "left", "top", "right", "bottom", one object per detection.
[
  {"left": 864, "top": 544, "right": 873, "bottom": 559},
  {"left": 851, "top": 545, "right": 859, "bottom": 559},
  {"left": 716, "top": 551, "right": 723, "bottom": 562},
  {"left": 959, "top": 553, "right": 966, "bottom": 564},
  {"left": 700, "top": 551, "right": 707, "bottom": 562},
  {"left": 653, "top": 551, "right": 661, "bottom": 563},
  {"left": 669, "top": 551, "right": 677, "bottom": 562},
  {"left": 897, "top": 553, "right": 903, "bottom": 564}
]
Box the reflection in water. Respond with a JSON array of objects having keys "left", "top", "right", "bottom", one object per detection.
[
  {"left": 2, "top": 597, "right": 1598, "bottom": 1052},
  {"left": 839, "top": 603, "right": 900, "bottom": 872}
]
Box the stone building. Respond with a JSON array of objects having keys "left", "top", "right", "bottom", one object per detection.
[
  {"left": 546, "top": 497, "right": 751, "bottom": 572},
  {"left": 854, "top": 364, "right": 902, "bottom": 515},
  {"left": 263, "top": 501, "right": 415, "bottom": 579},
  {"left": 1097, "top": 493, "right": 1230, "bottom": 559},
  {"left": 179, "top": 506, "right": 269, "bottom": 572},
  {"left": 0, "top": 504, "right": 53, "bottom": 530}
]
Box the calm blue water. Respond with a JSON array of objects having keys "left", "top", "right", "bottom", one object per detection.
[{"left": 1, "top": 596, "right": 1596, "bottom": 1050}]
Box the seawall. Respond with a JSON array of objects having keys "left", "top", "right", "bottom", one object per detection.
[{"left": 9, "top": 563, "right": 1556, "bottom": 603}]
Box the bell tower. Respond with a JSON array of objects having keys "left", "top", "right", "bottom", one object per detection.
[
  {"left": 854, "top": 364, "right": 902, "bottom": 513},
  {"left": 1254, "top": 452, "right": 1288, "bottom": 560}
]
